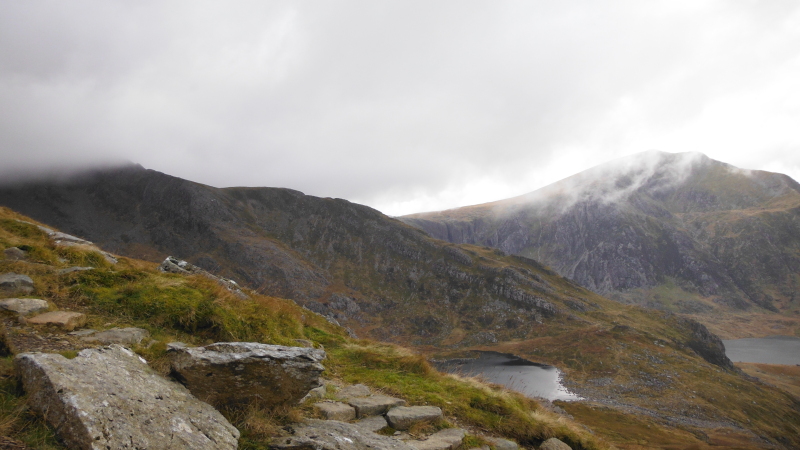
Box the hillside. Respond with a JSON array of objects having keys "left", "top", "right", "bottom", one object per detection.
[
  {"left": 402, "top": 151, "right": 800, "bottom": 338},
  {"left": 1, "top": 167, "right": 800, "bottom": 448}
]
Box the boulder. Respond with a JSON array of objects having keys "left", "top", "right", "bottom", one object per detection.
[
  {"left": 25, "top": 311, "right": 86, "bottom": 331},
  {"left": 386, "top": 406, "right": 442, "bottom": 430},
  {"left": 159, "top": 256, "right": 247, "bottom": 298},
  {"left": 315, "top": 401, "right": 356, "bottom": 421},
  {"left": 3, "top": 247, "right": 26, "bottom": 261},
  {"left": 539, "top": 437, "right": 572, "bottom": 450},
  {"left": 272, "top": 419, "right": 415, "bottom": 450},
  {"left": 348, "top": 395, "right": 407, "bottom": 418},
  {"left": 81, "top": 327, "right": 149, "bottom": 345},
  {"left": 168, "top": 342, "right": 325, "bottom": 408},
  {"left": 408, "top": 428, "right": 466, "bottom": 450},
  {"left": 486, "top": 436, "right": 519, "bottom": 450},
  {"left": 0, "top": 273, "right": 34, "bottom": 295},
  {"left": 15, "top": 345, "right": 239, "bottom": 450},
  {"left": 0, "top": 298, "right": 49, "bottom": 316}
]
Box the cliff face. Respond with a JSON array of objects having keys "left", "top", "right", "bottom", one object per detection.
[{"left": 403, "top": 151, "right": 800, "bottom": 314}]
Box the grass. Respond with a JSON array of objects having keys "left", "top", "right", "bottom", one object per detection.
[{"left": 0, "top": 207, "right": 610, "bottom": 450}]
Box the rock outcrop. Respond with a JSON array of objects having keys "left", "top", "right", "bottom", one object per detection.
[
  {"left": 168, "top": 342, "right": 325, "bottom": 408},
  {"left": 0, "top": 273, "right": 34, "bottom": 295},
  {"left": 386, "top": 406, "right": 443, "bottom": 430},
  {"left": 0, "top": 298, "right": 48, "bottom": 316},
  {"left": 539, "top": 437, "right": 572, "bottom": 450},
  {"left": 159, "top": 256, "right": 247, "bottom": 299},
  {"left": 3, "top": 247, "right": 26, "bottom": 261},
  {"left": 15, "top": 345, "right": 239, "bottom": 450}
]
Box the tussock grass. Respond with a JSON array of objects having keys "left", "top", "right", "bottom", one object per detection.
[{"left": 0, "top": 206, "right": 611, "bottom": 449}]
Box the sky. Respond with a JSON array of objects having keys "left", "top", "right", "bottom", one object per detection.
[{"left": 1, "top": 1, "right": 800, "bottom": 216}]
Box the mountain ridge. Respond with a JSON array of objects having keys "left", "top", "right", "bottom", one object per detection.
[{"left": 402, "top": 151, "right": 800, "bottom": 327}]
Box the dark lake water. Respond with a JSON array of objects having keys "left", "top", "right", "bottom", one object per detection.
[
  {"left": 433, "top": 351, "right": 581, "bottom": 401},
  {"left": 722, "top": 336, "right": 800, "bottom": 365}
]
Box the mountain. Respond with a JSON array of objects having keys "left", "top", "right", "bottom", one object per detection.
[
  {"left": 1, "top": 164, "right": 800, "bottom": 448},
  {"left": 402, "top": 151, "right": 800, "bottom": 333}
]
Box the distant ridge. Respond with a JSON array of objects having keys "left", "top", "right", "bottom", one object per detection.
[{"left": 403, "top": 151, "right": 800, "bottom": 318}]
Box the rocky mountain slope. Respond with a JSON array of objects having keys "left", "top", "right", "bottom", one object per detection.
[
  {"left": 1, "top": 167, "right": 800, "bottom": 448},
  {"left": 402, "top": 151, "right": 800, "bottom": 327}
]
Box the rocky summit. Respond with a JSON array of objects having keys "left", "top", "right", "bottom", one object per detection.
[{"left": 402, "top": 151, "right": 800, "bottom": 323}]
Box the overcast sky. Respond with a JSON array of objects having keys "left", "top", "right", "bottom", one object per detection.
[{"left": 2, "top": 1, "right": 799, "bottom": 216}]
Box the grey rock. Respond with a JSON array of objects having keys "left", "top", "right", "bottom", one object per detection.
[
  {"left": 3, "top": 247, "right": 26, "bottom": 261},
  {"left": 302, "top": 384, "right": 327, "bottom": 401},
  {"left": 169, "top": 341, "right": 325, "bottom": 408},
  {"left": 0, "top": 298, "right": 49, "bottom": 316},
  {"left": 539, "top": 437, "right": 572, "bottom": 450},
  {"left": 348, "top": 395, "right": 406, "bottom": 418},
  {"left": 0, "top": 273, "right": 34, "bottom": 295},
  {"left": 315, "top": 401, "right": 356, "bottom": 421},
  {"left": 15, "top": 345, "right": 239, "bottom": 450},
  {"left": 166, "top": 341, "right": 189, "bottom": 351},
  {"left": 385, "top": 406, "right": 442, "bottom": 430},
  {"left": 408, "top": 428, "right": 465, "bottom": 450},
  {"left": 57, "top": 266, "right": 94, "bottom": 275},
  {"left": 335, "top": 383, "right": 372, "bottom": 399},
  {"left": 159, "top": 256, "right": 247, "bottom": 298},
  {"left": 487, "top": 436, "right": 519, "bottom": 450},
  {"left": 355, "top": 415, "right": 388, "bottom": 432},
  {"left": 25, "top": 311, "right": 87, "bottom": 331},
  {"left": 81, "top": 327, "right": 149, "bottom": 345},
  {"left": 272, "top": 419, "right": 415, "bottom": 450}
]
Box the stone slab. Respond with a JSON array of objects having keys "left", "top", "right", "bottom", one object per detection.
[
  {"left": 408, "top": 428, "right": 465, "bottom": 450},
  {"left": 348, "top": 395, "right": 406, "bottom": 418},
  {"left": 25, "top": 311, "right": 86, "bottom": 331},
  {"left": 354, "top": 415, "right": 389, "bottom": 432},
  {"left": 15, "top": 345, "right": 239, "bottom": 450},
  {"left": 385, "top": 405, "right": 442, "bottom": 430},
  {"left": 315, "top": 401, "right": 356, "bottom": 421},
  {"left": 336, "top": 383, "right": 372, "bottom": 399},
  {"left": 271, "top": 419, "right": 415, "bottom": 450}
]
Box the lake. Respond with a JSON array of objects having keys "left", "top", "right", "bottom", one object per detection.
[
  {"left": 722, "top": 336, "right": 800, "bottom": 365},
  {"left": 433, "top": 351, "right": 581, "bottom": 401}
]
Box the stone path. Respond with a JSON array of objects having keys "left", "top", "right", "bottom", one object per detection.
[{"left": 296, "top": 382, "right": 523, "bottom": 450}]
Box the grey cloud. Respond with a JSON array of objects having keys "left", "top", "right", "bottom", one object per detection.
[{"left": 1, "top": 1, "right": 799, "bottom": 214}]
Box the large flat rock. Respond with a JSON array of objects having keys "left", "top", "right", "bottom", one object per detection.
[
  {"left": 385, "top": 406, "right": 442, "bottom": 430},
  {"left": 169, "top": 341, "right": 326, "bottom": 408},
  {"left": 408, "top": 428, "right": 465, "bottom": 450},
  {"left": 272, "top": 419, "right": 416, "bottom": 450},
  {"left": 15, "top": 345, "right": 239, "bottom": 450},
  {"left": 81, "top": 327, "right": 149, "bottom": 345},
  {"left": 25, "top": 311, "right": 86, "bottom": 331},
  {"left": 348, "top": 395, "right": 406, "bottom": 418}
]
